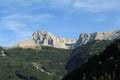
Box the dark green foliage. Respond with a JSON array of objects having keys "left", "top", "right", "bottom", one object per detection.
[
  {"left": 0, "top": 46, "right": 71, "bottom": 80},
  {"left": 0, "top": 40, "right": 113, "bottom": 80},
  {"left": 71, "top": 40, "right": 111, "bottom": 57},
  {"left": 62, "top": 39, "right": 120, "bottom": 80},
  {"left": 66, "top": 40, "right": 111, "bottom": 72},
  {"left": 0, "top": 47, "right": 3, "bottom": 50},
  {"left": 0, "top": 57, "right": 52, "bottom": 80}
]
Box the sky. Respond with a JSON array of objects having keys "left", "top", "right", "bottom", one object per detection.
[{"left": 0, "top": 0, "right": 120, "bottom": 46}]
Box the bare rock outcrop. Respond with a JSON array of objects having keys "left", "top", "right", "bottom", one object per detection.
[
  {"left": 75, "top": 30, "right": 120, "bottom": 47},
  {"left": 0, "top": 50, "right": 6, "bottom": 57},
  {"left": 17, "top": 30, "right": 120, "bottom": 49},
  {"left": 17, "top": 30, "right": 77, "bottom": 49}
]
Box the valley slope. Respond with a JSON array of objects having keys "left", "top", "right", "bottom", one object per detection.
[{"left": 62, "top": 39, "right": 120, "bottom": 80}]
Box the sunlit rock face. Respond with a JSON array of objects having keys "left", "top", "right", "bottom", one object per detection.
[
  {"left": 17, "top": 30, "right": 120, "bottom": 49},
  {"left": 17, "top": 30, "right": 77, "bottom": 49},
  {"left": 75, "top": 30, "right": 120, "bottom": 47},
  {"left": 32, "top": 31, "right": 77, "bottom": 49}
]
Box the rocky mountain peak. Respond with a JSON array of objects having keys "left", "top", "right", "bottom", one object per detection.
[
  {"left": 33, "top": 30, "right": 55, "bottom": 38},
  {"left": 32, "top": 30, "right": 56, "bottom": 45},
  {"left": 17, "top": 30, "right": 77, "bottom": 49},
  {"left": 32, "top": 30, "right": 77, "bottom": 49},
  {"left": 17, "top": 30, "right": 120, "bottom": 49},
  {"left": 75, "top": 30, "right": 120, "bottom": 47}
]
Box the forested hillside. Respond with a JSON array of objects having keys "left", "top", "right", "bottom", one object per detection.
[
  {"left": 0, "top": 40, "right": 113, "bottom": 80},
  {"left": 66, "top": 40, "right": 111, "bottom": 72},
  {"left": 62, "top": 39, "right": 120, "bottom": 80},
  {"left": 0, "top": 46, "right": 71, "bottom": 80}
]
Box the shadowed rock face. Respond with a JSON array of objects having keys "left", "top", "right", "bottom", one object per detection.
[{"left": 17, "top": 30, "right": 120, "bottom": 49}]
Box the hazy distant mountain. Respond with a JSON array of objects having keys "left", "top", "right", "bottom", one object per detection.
[{"left": 16, "top": 30, "right": 120, "bottom": 49}]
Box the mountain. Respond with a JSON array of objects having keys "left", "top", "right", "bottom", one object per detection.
[
  {"left": 65, "top": 30, "right": 120, "bottom": 72},
  {"left": 1, "top": 30, "right": 120, "bottom": 80},
  {"left": 62, "top": 39, "right": 120, "bottom": 80},
  {"left": 75, "top": 30, "right": 120, "bottom": 47},
  {"left": 0, "top": 40, "right": 112, "bottom": 80},
  {"left": 17, "top": 30, "right": 77, "bottom": 49},
  {"left": 16, "top": 30, "right": 120, "bottom": 49}
]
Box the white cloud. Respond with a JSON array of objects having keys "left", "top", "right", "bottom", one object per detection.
[
  {"left": 23, "top": 14, "right": 53, "bottom": 22},
  {"left": 5, "top": 21, "right": 26, "bottom": 32},
  {"left": 0, "top": 13, "right": 53, "bottom": 39},
  {"left": 2, "top": 13, "right": 53, "bottom": 22},
  {"left": 0, "top": 0, "right": 72, "bottom": 11},
  {"left": 2, "top": 20, "right": 31, "bottom": 38},
  {"left": 1, "top": 0, "right": 120, "bottom": 13},
  {"left": 74, "top": 0, "right": 120, "bottom": 13},
  {"left": 0, "top": 0, "right": 43, "bottom": 14},
  {"left": 0, "top": 0, "right": 42, "bottom": 7}
]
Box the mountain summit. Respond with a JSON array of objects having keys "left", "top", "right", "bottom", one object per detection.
[
  {"left": 17, "top": 30, "right": 77, "bottom": 49},
  {"left": 75, "top": 30, "right": 120, "bottom": 47},
  {"left": 17, "top": 30, "right": 120, "bottom": 49}
]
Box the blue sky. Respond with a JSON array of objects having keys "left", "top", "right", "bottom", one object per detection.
[{"left": 0, "top": 0, "right": 120, "bottom": 46}]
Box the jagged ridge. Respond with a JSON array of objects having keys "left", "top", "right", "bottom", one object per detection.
[
  {"left": 17, "top": 30, "right": 77, "bottom": 49},
  {"left": 17, "top": 30, "right": 120, "bottom": 49},
  {"left": 75, "top": 30, "right": 120, "bottom": 47}
]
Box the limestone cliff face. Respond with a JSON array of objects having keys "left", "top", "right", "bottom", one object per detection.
[
  {"left": 17, "top": 31, "right": 77, "bottom": 49},
  {"left": 17, "top": 30, "right": 120, "bottom": 49},
  {"left": 17, "top": 38, "right": 37, "bottom": 49},
  {"left": 32, "top": 31, "right": 77, "bottom": 49},
  {"left": 75, "top": 30, "right": 120, "bottom": 47}
]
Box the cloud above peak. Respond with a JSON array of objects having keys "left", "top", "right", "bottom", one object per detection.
[
  {"left": 0, "top": 13, "right": 53, "bottom": 40},
  {"left": 74, "top": 0, "right": 120, "bottom": 13},
  {"left": 1, "top": 0, "right": 120, "bottom": 13}
]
